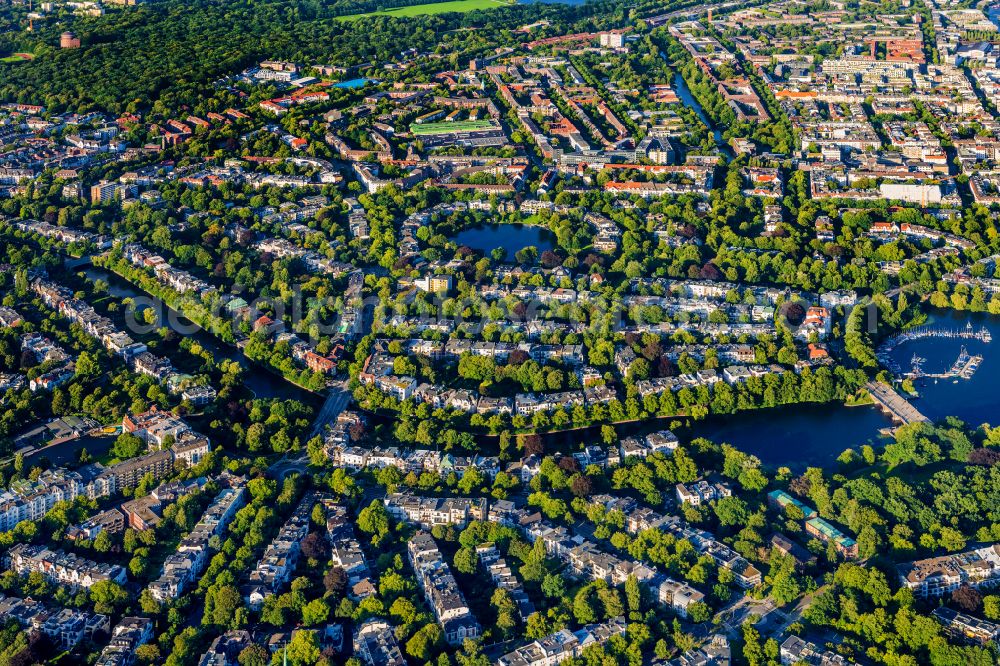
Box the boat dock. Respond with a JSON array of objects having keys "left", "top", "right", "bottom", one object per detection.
[
  {"left": 865, "top": 381, "right": 931, "bottom": 425},
  {"left": 903, "top": 345, "right": 984, "bottom": 380},
  {"left": 878, "top": 322, "right": 990, "bottom": 378},
  {"left": 880, "top": 322, "right": 991, "bottom": 354}
]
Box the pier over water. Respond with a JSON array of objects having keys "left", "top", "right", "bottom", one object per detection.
[{"left": 865, "top": 381, "right": 931, "bottom": 426}]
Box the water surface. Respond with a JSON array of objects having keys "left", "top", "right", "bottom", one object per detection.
[{"left": 453, "top": 223, "right": 556, "bottom": 261}]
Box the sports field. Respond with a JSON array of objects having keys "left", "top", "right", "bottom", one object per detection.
[
  {"left": 337, "top": 0, "right": 512, "bottom": 20},
  {"left": 410, "top": 120, "right": 497, "bottom": 135}
]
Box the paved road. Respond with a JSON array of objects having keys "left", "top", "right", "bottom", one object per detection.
[
  {"left": 769, "top": 584, "right": 826, "bottom": 637},
  {"left": 268, "top": 379, "right": 353, "bottom": 479},
  {"left": 308, "top": 380, "right": 353, "bottom": 440},
  {"left": 713, "top": 595, "right": 777, "bottom": 637}
]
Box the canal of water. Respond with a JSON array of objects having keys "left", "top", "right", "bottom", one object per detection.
[{"left": 81, "top": 267, "right": 314, "bottom": 402}]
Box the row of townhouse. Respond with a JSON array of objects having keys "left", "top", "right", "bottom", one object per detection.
[
  {"left": 120, "top": 243, "right": 215, "bottom": 297},
  {"left": 621, "top": 430, "right": 678, "bottom": 459},
  {"left": 633, "top": 369, "right": 721, "bottom": 398},
  {"left": 619, "top": 294, "right": 773, "bottom": 322},
  {"left": 327, "top": 503, "right": 376, "bottom": 600},
  {"left": 898, "top": 543, "right": 1000, "bottom": 598},
  {"left": 4, "top": 543, "right": 127, "bottom": 589},
  {"left": 625, "top": 506, "right": 763, "bottom": 589},
  {"left": 384, "top": 314, "right": 587, "bottom": 341},
  {"left": 477, "top": 283, "right": 593, "bottom": 306},
  {"left": 0, "top": 594, "right": 109, "bottom": 651},
  {"left": 407, "top": 531, "right": 481, "bottom": 645},
  {"left": 197, "top": 630, "right": 252, "bottom": 666},
  {"left": 0, "top": 446, "right": 202, "bottom": 533},
  {"left": 244, "top": 493, "right": 316, "bottom": 610},
  {"left": 361, "top": 356, "right": 618, "bottom": 414},
  {"left": 384, "top": 493, "right": 487, "bottom": 529},
  {"left": 622, "top": 320, "right": 776, "bottom": 340},
  {"left": 626, "top": 354, "right": 779, "bottom": 386},
  {"left": 523, "top": 520, "right": 647, "bottom": 586},
  {"left": 329, "top": 443, "right": 502, "bottom": 480},
  {"left": 522, "top": 519, "right": 708, "bottom": 616},
  {"left": 676, "top": 479, "right": 733, "bottom": 506},
  {"left": 779, "top": 635, "right": 853, "bottom": 665},
  {"left": 255, "top": 236, "right": 349, "bottom": 281},
  {"left": 33, "top": 279, "right": 147, "bottom": 358},
  {"left": 94, "top": 617, "right": 154, "bottom": 666},
  {"left": 495, "top": 617, "right": 626, "bottom": 666},
  {"left": 932, "top": 606, "right": 1000, "bottom": 647},
  {"left": 12, "top": 218, "right": 113, "bottom": 249},
  {"left": 373, "top": 338, "right": 585, "bottom": 367},
  {"left": 476, "top": 543, "right": 535, "bottom": 619},
  {"left": 721, "top": 364, "right": 789, "bottom": 385},
  {"left": 147, "top": 483, "right": 247, "bottom": 602},
  {"left": 516, "top": 432, "right": 678, "bottom": 484},
  {"left": 32, "top": 279, "right": 217, "bottom": 403},
  {"left": 629, "top": 278, "right": 798, "bottom": 306},
  {"left": 865, "top": 222, "right": 974, "bottom": 251}
]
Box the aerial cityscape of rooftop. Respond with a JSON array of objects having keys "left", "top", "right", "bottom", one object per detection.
[{"left": 1, "top": 0, "right": 1000, "bottom": 663}]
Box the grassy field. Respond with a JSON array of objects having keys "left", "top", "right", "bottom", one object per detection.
[
  {"left": 0, "top": 53, "right": 33, "bottom": 63},
  {"left": 337, "top": 0, "right": 512, "bottom": 20}
]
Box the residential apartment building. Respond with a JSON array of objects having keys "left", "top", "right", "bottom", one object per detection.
[
  {"left": 5, "top": 544, "right": 127, "bottom": 589},
  {"left": 244, "top": 493, "right": 315, "bottom": 609},
  {"left": 898, "top": 543, "right": 1000, "bottom": 597},
  {"left": 354, "top": 620, "right": 405, "bottom": 666},
  {"left": 805, "top": 518, "right": 858, "bottom": 559},
  {"left": 147, "top": 484, "right": 246, "bottom": 602},
  {"left": 407, "top": 531, "right": 480, "bottom": 645},
  {"left": 0, "top": 594, "right": 109, "bottom": 651},
  {"left": 495, "top": 618, "right": 626, "bottom": 666},
  {"left": 95, "top": 616, "right": 153, "bottom": 666},
  {"left": 657, "top": 577, "right": 706, "bottom": 618},
  {"left": 384, "top": 493, "right": 487, "bottom": 529}
]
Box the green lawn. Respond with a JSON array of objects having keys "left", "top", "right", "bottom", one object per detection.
[
  {"left": 337, "top": 0, "right": 512, "bottom": 20},
  {"left": 0, "top": 53, "right": 33, "bottom": 63}
]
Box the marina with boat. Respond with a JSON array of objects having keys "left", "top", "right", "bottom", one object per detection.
[{"left": 878, "top": 322, "right": 990, "bottom": 380}]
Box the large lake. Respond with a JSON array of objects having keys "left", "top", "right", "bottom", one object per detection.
[
  {"left": 453, "top": 223, "right": 556, "bottom": 261},
  {"left": 530, "top": 310, "right": 1000, "bottom": 470},
  {"left": 693, "top": 310, "right": 1000, "bottom": 468}
]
